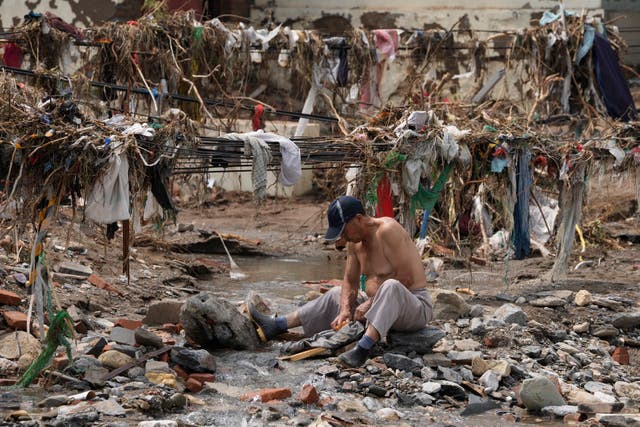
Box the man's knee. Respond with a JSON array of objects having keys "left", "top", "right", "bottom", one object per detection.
[{"left": 378, "top": 279, "right": 404, "bottom": 295}]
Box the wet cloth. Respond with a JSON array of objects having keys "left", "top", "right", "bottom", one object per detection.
[
  {"left": 512, "top": 149, "right": 532, "bottom": 259},
  {"left": 222, "top": 133, "right": 272, "bottom": 200},
  {"left": 85, "top": 152, "right": 130, "bottom": 224},
  {"left": 375, "top": 174, "right": 394, "bottom": 218},
  {"left": 280, "top": 321, "right": 364, "bottom": 355},
  {"left": 246, "top": 131, "right": 301, "bottom": 187},
  {"left": 592, "top": 32, "right": 637, "bottom": 122},
  {"left": 297, "top": 280, "right": 433, "bottom": 339}
]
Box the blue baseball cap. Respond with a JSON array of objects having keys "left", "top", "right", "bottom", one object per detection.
[{"left": 325, "top": 196, "right": 365, "bottom": 242}]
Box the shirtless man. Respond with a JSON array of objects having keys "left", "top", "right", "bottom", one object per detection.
[{"left": 249, "top": 195, "right": 433, "bottom": 367}]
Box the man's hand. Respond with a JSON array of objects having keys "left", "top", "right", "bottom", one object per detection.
[
  {"left": 354, "top": 299, "right": 372, "bottom": 322},
  {"left": 331, "top": 311, "right": 351, "bottom": 330}
]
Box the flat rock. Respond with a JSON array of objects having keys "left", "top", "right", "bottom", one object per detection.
[
  {"left": 541, "top": 405, "right": 578, "bottom": 417},
  {"left": 421, "top": 382, "right": 441, "bottom": 394},
  {"left": 470, "top": 318, "right": 484, "bottom": 335},
  {"left": 591, "top": 297, "right": 625, "bottom": 312},
  {"left": 591, "top": 326, "right": 619, "bottom": 338},
  {"left": 110, "top": 327, "right": 136, "bottom": 346},
  {"left": 170, "top": 347, "right": 216, "bottom": 373},
  {"left": 143, "top": 300, "right": 183, "bottom": 326},
  {"left": 386, "top": 326, "right": 445, "bottom": 354},
  {"left": 180, "top": 293, "right": 260, "bottom": 350},
  {"left": 438, "top": 366, "right": 462, "bottom": 384},
  {"left": 437, "top": 380, "right": 467, "bottom": 400},
  {"left": 518, "top": 376, "right": 566, "bottom": 411},
  {"left": 584, "top": 382, "right": 614, "bottom": 395},
  {"left": 536, "top": 290, "right": 573, "bottom": 300},
  {"left": 431, "top": 290, "right": 470, "bottom": 320},
  {"left": 0, "top": 331, "right": 41, "bottom": 360},
  {"left": 93, "top": 399, "right": 126, "bottom": 416},
  {"left": 614, "top": 381, "right": 640, "bottom": 400},
  {"left": 460, "top": 399, "right": 501, "bottom": 416},
  {"left": 493, "top": 303, "right": 527, "bottom": 326},
  {"left": 595, "top": 414, "right": 640, "bottom": 427},
  {"left": 55, "top": 261, "right": 92, "bottom": 277},
  {"left": 611, "top": 312, "right": 640, "bottom": 329},
  {"left": 529, "top": 296, "right": 566, "bottom": 307},
  {"left": 134, "top": 328, "right": 163, "bottom": 348},
  {"left": 383, "top": 353, "right": 422, "bottom": 373},
  {"left": 422, "top": 353, "right": 452, "bottom": 368},
  {"left": 447, "top": 350, "right": 482, "bottom": 364},
  {"left": 453, "top": 339, "right": 481, "bottom": 351},
  {"left": 98, "top": 350, "right": 133, "bottom": 369}
]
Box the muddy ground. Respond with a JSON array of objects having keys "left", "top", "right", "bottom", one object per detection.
[{"left": 1, "top": 189, "right": 639, "bottom": 426}]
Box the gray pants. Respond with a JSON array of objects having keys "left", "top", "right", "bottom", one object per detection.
[{"left": 297, "top": 279, "right": 433, "bottom": 338}]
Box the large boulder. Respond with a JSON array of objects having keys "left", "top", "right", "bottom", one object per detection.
[
  {"left": 386, "top": 326, "right": 446, "bottom": 354},
  {"left": 431, "top": 290, "right": 470, "bottom": 320},
  {"left": 518, "top": 376, "right": 566, "bottom": 411},
  {"left": 180, "top": 292, "right": 260, "bottom": 350}
]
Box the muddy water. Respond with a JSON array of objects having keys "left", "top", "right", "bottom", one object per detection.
[{"left": 199, "top": 255, "right": 564, "bottom": 427}]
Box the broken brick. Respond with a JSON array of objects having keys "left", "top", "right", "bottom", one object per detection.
[
  {"left": 162, "top": 323, "right": 181, "bottom": 334},
  {"left": 0, "top": 289, "right": 21, "bottom": 306},
  {"left": 87, "top": 274, "right": 122, "bottom": 295},
  {"left": 114, "top": 318, "right": 143, "bottom": 330},
  {"left": 185, "top": 377, "right": 203, "bottom": 393},
  {"left": 53, "top": 354, "right": 69, "bottom": 370},
  {"left": 240, "top": 387, "right": 292, "bottom": 403},
  {"left": 3, "top": 311, "right": 27, "bottom": 330},
  {"left": 298, "top": 384, "right": 319, "bottom": 404},
  {"left": 189, "top": 373, "right": 215, "bottom": 383},
  {"left": 172, "top": 364, "right": 189, "bottom": 379},
  {"left": 612, "top": 347, "right": 629, "bottom": 365}
]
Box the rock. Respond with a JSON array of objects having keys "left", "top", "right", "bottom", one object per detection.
[
  {"left": 530, "top": 296, "right": 566, "bottom": 307},
  {"left": 456, "top": 318, "right": 470, "bottom": 328},
  {"left": 584, "top": 382, "right": 614, "bottom": 395},
  {"left": 114, "top": 318, "right": 143, "bottom": 330},
  {"left": 414, "top": 393, "right": 435, "bottom": 406},
  {"left": 386, "top": 326, "right": 445, "bottom": 354},
  {"left": 367, "top": 384, "right": 387, "bottom": 397},
  {"left": 422, "top": 382, "right": 441, "bottom": 394},
  {"left": 134, "top": 328, "right": 163, "bottom": 348},
  {"left": 337, "top": 399, "right": 368, "bottom": 412},
  {"left": 0, "top": 289, "right": 21, "bottom": 306},
  {"left": 574, "top": 290, "right": 592, "bottom": 306},
  {"left": 56, "top": 261, "right": 92, "bottom": 277},
  {"left": 170, "top": 347, "right": 216, "bottom": 373},
  {"left": 38, "top": 395, "right": 70, "bottom": 408},
  {"left": 493, "top": 303, "right": 527, "bottom": 325},
  {"left": 0, "top": 357, "right": 18, "bottom": 375},
  {"left": 541, "top": 405, "right": 578, "bottom": 417},
  {"left": 437, "top": 380, "right": 467, "bottom": 400},
  {"left": 50, "top": 406, "right": 99, "bottom": 426},
  {"left": 431, "top": 290, "right": 470, "bottom": 320},
  {"left": 0, "top": 331, "right": 41, "bottom": 360},
  {"left": 564, "top": 384, "right": 601, "bottom": 405},
  {"left": 362, "top": 396, "right": 380, "bottom": 411},
  {"left": 460, "top": 399, "right": 501, "bottom": 416},
  {"left": 519, "top": 376, "right": 566, "bottom": 411},
  {"left": 573, "top": 322, "right": 590, "bottom": 333},
  {"left": 536, "top": 290, "right": 573, "bottom": 300},
  {"left": 522, "top": 345, "right": 542, "bottom": 358},
  {"left": 93, "top": 399, "right": 126, "bottom": 416},
  {"left": 488, "top": 360, "right": 511, "bottom": 377},
  {"left": 138, "top": 421, "right": 178, "bottom": 427},
  {"left": 98, "top": 350, "right": 133, "bottom": 369},
  {"left": 180, "top": 293, "right": 260, "bottom": 350},
  {"left": 146, "top": 372, "right": 179, "bottom": 389},
  {"left": 144, "top": 299, "right": 183, "bottom": 326},
  {"left": 376, "top": 408, "right": 403, "bottom": 420},
  {"left": 453, "top": 339, "right": 481, "bottom": 351},
  {"left": 298, "top": 384, "right": 319, "bottom": 404},
  {"left": 470, "top": 318, "right": 484, "bottom": 335},
  {"left": 185, "top": 377, "right": 203, "bottom": 393},
  {"left": 591, "top": 297, "right": 625, "bottom": 312},
  {"left": 383, "top": 353, "right": 422, "bottom": 372},
  {"left": 438, "top": 366, "right": 462, "bottom": 384},
  {"left": 128, "top": 366, "right": 145, "bottom": 379},
  {"left": 595, "top": 414, "right": 640, "bottom": 427},
  {"left": 145, "top": 360, "right": 171, "bottom": 373},
  {"left": 84, "top": 366, "right": 109, "bottom": 385},
  {"left": 468, "top": 304, "right": 484, "bottom": 318},
  {"left": 3, "top": 311, "right": 27, "bottom": 330},
  {"left": 109, "top": 344, "right": 138, "bottom": 358},
  {"left": 422, "top": 353, "right": 452, "bottom": 368},
  {"left": 110, "top": 327, "right": 136, "bottom": 346},
  {"left": 591, "top": 326, "right": 619, "bottom": 338},
  {"left": 240, "top": 387, "right": 292, "bottom": 403},
  {"left": 479, "top": 369, "right": 501, "bottom": 393},
  {"left": 447, "top": 350, "right": 482, "bottom": 364},
  {"left": 614, "top": 381, "right": 640, "bottom": 400},
  {"left": 611, "top": 312, "right": 640, "bottom": 329}
]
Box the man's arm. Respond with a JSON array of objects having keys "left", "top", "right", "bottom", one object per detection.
[{"left": 331, "top": 242, "right": 360, "bottom": 329}]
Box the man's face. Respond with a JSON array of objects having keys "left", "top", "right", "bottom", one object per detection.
[{"left": 334, "top": 215, "right": 361, "bottom": 249}]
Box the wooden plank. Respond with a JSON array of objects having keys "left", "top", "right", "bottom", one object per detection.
[{"left": 278, "top": 347, "right": 329, "bottom": 361}]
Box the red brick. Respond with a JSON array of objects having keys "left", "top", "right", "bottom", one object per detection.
[
  {"left": 612, "top": 347, "right": 629, "bottom": 365},
  {"left": 0, "top": 379, "right": 16, "bottom": 386},
  {"left": 114, "top": 318, "right": 143, "bottom": 330},
  {"left": 53, "top": 354, "right": 69, "bottom": 370},
  {"left": 172, "top": 364, "right": 189, "bottom": 379},
  {"left": 0, "top": 289, "right": 21, "bottom": 306},
  {"left": 185, "top": 377, "right": 203, "bottom": 393},
  {"left": 162, "top": 323, "right": 180, "bottom": 334},
  {"left": 298, "top": 384, "right": 319, "bottom": 404},
  {"left": 240, "top": 388, "right": 292, "bottom": 403},
  {"left": 189, "top": 373, "right": 215, "bottom": 383},
  {"left": 159, "top": 352, "right": 169, "bottom": 363},
  {"left": 3, "top": 311, "right": 27, "bottom": 330},
  {"left": 317, "top": 397, "right": 332, "bottom": 407}
]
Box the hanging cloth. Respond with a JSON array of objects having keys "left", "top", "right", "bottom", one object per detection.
[
  {"left": 512, "top": 149, "right": 532, "bottom": 259},
  {"left": 375, "top": 174, "right": 394, "bottom": 218},
  {"left": 412, "top": 163, "right": 453, "bottom": 239},
  {"left": 2, "top": 43, "right": 23, "bottom": 68},
  {"left": 592, "top": 32, "right": 637, "bottom": 122}
]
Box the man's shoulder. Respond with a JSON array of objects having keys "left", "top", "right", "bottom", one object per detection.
[{"left": 376, "top": 217, "right": 406, "bottom": 237}]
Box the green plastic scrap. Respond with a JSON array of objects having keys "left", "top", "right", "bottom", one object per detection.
[
  {"left": 383, "top": 151, "right": 407, "bottom": 168},
  {"left": 483, "top": 125, "right": 497, "bottom": 133},
  {"left": 411, "top": 163, "right": 453, "bottom": 213}
]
